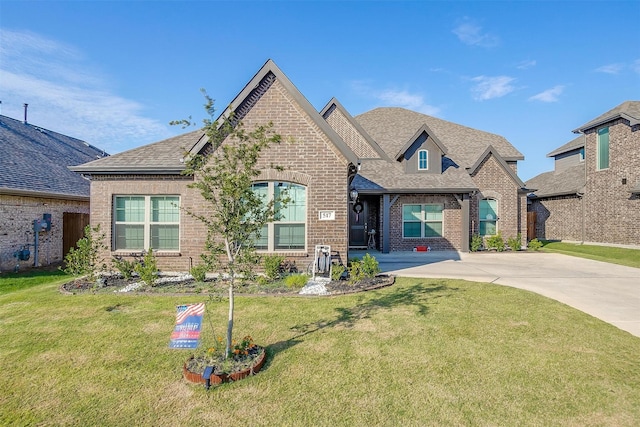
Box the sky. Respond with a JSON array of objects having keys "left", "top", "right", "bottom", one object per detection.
[{"left": 1, "top": 1, "right": 639, "bottom": 181}]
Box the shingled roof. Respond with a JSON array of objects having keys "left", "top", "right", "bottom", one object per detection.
[
  {"left": 350, "top": 107, "right": 524, "bottom": 193},
  {"left": 547, "top": 135, "right": 585, "bottom": 157},
  {"left": 355, "top": 107, "right": 524, "bottom": 169},
  {"left": 71, "top": 129, "right": 204, "bottom": 174},
  {"left": 0, "top": 115, "right": 107, "bottom": 199},
  {"left": 73, "top": 59, "right": 358, "bottom": 175},
  {"left": 525, "top": 163, "right": 585, "bottom": 198},
  {"left": 573, "top": 100, "right": 640, "bottom": 133}
]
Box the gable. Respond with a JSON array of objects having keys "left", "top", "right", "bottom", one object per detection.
[
  {"left": 212, "top": 60, "right": 358, "bottom": 167},
  {"left": 468, "top": 146, "right": 526, "bottom": 190},
  {"left": 400, "top": 132, "right": 443, "bottom": 174},
  {"left": 321, "top": 98, "right": 389, "bottom": 161},
  {"left": 72, "top": 60, "right": 359, "bottom": 176}
]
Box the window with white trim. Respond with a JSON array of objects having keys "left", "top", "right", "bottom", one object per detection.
[
  {"left": 114, "top": 195, "right": 180, "bottom": 251},
  {"left": 597, "top": 127, "right": 609, "bottom": 170},
  {"left": 418, "top": 149, "right": 428, "bottom": 170},
  {"left": 402, "top": 204, "right": 443, "bottom": 238},
  {"left": 253, "top": 182, "right": 306, "bottom": 251},
  {"left": 479, "top": 199, "right": 497, "bottom": 236}
]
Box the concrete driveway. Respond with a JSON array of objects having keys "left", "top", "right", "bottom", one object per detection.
[{"left": 353, "top": 250, "right": 640, "bottom": 338}]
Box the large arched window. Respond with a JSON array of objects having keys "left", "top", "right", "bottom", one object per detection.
[
  {"left": 479, "top": 198, "right": 498, "bottom": 236},
  {"left": 252, "top": 182, "right": 307, "bottom": 251}
]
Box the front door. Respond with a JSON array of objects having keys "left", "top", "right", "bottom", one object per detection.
[{"left": 349, "top": 200, "right": 368, "bottom": 247}]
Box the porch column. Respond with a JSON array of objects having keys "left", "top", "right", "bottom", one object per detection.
[
  {"left": 382, "top": 194, "right": 390, "bottom": 253},
  {"left": 461, "top": 193, "right": 470, "bottom": 252}
]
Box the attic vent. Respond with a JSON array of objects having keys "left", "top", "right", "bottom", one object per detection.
[{"left": 234, "top": 72, "right": 276, "bottom": 123}]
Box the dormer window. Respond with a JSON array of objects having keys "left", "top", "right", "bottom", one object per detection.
[{"left": 418, "top": 150, "right": 428, "bottom": 170}]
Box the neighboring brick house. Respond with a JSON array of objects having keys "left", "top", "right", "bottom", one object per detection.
[
  {"left": 72, "top": 60, "right": 528, "bottom": 272},
  {"left": 527, "top": 101, "right": 640, "bottom": 246},
  {"left": 0, "top": 113, "right": 107, "bottom": 271}
]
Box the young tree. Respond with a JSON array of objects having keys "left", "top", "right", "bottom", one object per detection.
[{"left": 180, "top": 93, "right": 287, "bottom": 358}]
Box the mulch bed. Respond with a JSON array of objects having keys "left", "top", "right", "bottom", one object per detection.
[{"left": 59, "top": 274, "right": 394, "bottom": 296}]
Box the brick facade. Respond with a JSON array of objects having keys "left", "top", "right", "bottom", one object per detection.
[
  {"left": 90, "top": 79, "right": 351, "bottom": 272},
  {"left": 471, "top": 154, "right": 526, "bottom": 247},
  {"left": 387, "top": 194, "right": 462, "bottom": 251},
  {"left": 0, "top": 194, "right": 89, "bottom": 272},
  {"left": 529, "top": 117, "right": 639, "bottom": 246},
  {"left": 529, "top": 195, "right": 583, "bottom": 241},
  {"left": 582, "top": 120, "right": 640, "bottom": 245}
]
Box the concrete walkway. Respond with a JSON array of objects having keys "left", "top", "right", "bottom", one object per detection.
[{"left": 351, "top": 250, "right": 640, "bottom": 338}]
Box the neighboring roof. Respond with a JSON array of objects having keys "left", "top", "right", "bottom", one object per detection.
[
  {"left": 74, "top": 59, "right": 359, "bottom": 174},
  {"left": 547, "top": 135, "right": 585, "bottom": 158},
  {"left": 0, "top": 115, "right": 107, "bottom": 199},
  {"left": 468, "top": 145, "right": 526, "bottom": 189},
  {"left": 320, "top": 97, "right": 390, "bottom": 161},
  {"left": 71, "top": 129, "right": 204, "bottom": 174},
  {"left": 573, "top": 100, "right": 640, "bottom": 133},
  {"left": 356, "top": 107, "right": 524, "bottom": 169},
  {"left": 525, "top": 164, "right": 585, "bottom": 198}
]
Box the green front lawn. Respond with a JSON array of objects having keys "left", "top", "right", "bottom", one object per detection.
[
  {"left": 1, "top": 275, "right": 639, "bottom": 426},
  {"left": 541, "top": 241, "right": 640, "bottom": 269}
]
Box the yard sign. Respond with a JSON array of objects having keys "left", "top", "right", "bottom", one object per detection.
[{"left": 169, "top": 303, "right": 205, "bottom": 349}]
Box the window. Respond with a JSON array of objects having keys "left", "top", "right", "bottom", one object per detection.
[
  {"left": 597, "top": 127, "right": 609, "bottom": 170},
  {"left": 579, "top": 147, "right": 585, "bottom": 162},
  {"left": 252, "top": 182, "right": 306, "bottom": 251},
  {"left": 114, "top": 196, "right": 180, "bottom": 251},
  {"left": 418, "top": 149, "right": 428, "bottom": 170},
  {"left": 479, "top": 199, "right": 497, "bottom": 236},
  {"left": 402, "top": 204, "right": 443, "bottom": 238}
]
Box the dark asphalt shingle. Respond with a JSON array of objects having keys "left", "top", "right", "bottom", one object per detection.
[{"left": 0, "top": 115, "right": 107, "bottom": 198}]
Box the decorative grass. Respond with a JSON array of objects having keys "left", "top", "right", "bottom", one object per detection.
[
  {"left": 541, "top": 241, "right": 640, "bottom": 269},
  {"left": 0, "top": 276, "right": 639, "bottom": 426}
]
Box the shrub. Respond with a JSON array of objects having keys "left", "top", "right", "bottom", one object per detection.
[
  {"left": 470, "top": 234, "right": 483, "bottom": 252},
  {"left": 528, "top": 238, "right": 543, "bottom": 251},
  {"left": 331, "top": 264, "right": 346, "bottom": 281},
  {"left": 190, "top": 263, "right": 208, "bottom": 282},
  {"left": 507, "top": 234, "right": 522, "bottom": 251},
  {"left": 262, "top": 254, "right": 285, "bottom": 281},
  {"left": 486, "top": 233, "right": 505, "bottom": 252},
  {"left": 283, "top": 273, "right": 309, "bottom": 289},
  {"left": 112, "top": 255, "right": 137, "bottom": 279},
  {"left": 361, "top": 253, "right": 380, "bottom": 278},
  {"left": 348, "top": 260, "right": 365, "bottom": 284},
  {"left": 62, "top": 224, "right": 107, "bottom": 280},
  {"left": 134, "top": 249, "right": 157, "bottom": 286}
]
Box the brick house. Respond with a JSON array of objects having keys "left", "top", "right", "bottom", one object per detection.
[
  {"left": 0, "top": 113, "right": 107, "bottom": 271},
  {"left": 527, "top": 101, "right": 640, "bottom": 246},
  {"left": 72, "top": 60, "right": 528, "bottom": 272}
]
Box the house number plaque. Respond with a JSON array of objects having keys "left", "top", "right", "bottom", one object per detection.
[{"left": 318, "top": 210, "right": 335, "bottom": 221}]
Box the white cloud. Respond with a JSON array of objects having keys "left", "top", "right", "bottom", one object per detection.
[
  {"left": 470, "top": 76, "right": 516, "bottom": 101},
  {"left": 351, "top": 81, "right": 440, "bottom": 115},
  {"left": 528, "top": 85, "right": 565, "bottom": 102},
  {"left": 516, "top": 60, "right": 537, "bottom": 70},
  {"left": 595, "top": 63, "right": 625, "bottom": 74},
  {"left": 452, "top": 17, "right": 499, "bottom": 48},
  {"left": 0, "top": 29, "right": 172, "bottom": 154},
  {"left": 631, "top": 59, "right": 640, "bottom": 74}
]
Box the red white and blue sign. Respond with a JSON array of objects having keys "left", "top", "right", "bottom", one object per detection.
[{"left": 169, "top": 303, "right": 205, "bottom": 349}]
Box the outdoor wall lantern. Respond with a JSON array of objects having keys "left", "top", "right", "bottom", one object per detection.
[{"left": 349, "top": 188, "right": 359, "bottom": 202}]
